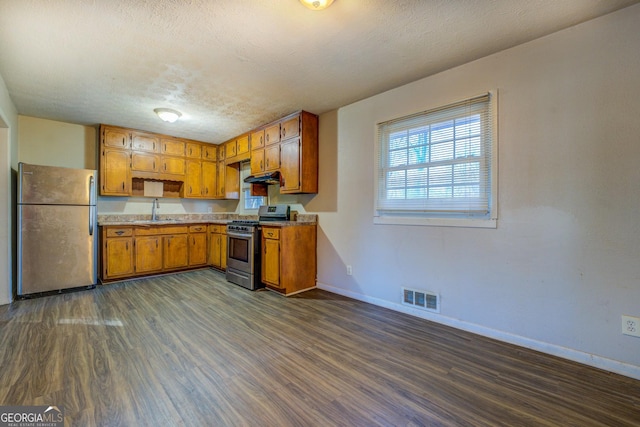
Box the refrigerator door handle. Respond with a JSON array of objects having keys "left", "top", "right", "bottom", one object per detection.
[{"left": 89, "top": 175, "right": 95, "bottom": 236}]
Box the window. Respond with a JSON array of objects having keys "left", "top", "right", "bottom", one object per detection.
[
  {"left": 375, "top": 92, "right": 497, "bottom": 227},
  {"left": 244, "top": 188, "right": 265, "bottom": 210}
]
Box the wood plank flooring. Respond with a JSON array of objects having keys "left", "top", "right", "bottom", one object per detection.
[{"left": 0, "top": 269, "right": 638, "bottom": 426}]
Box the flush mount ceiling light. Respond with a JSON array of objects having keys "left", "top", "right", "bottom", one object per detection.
[
  {"left": 154, "top": 108, "right": 182, "bottom": 123},
  {"left": 299, "top": 0, "right": 334, "bottom": 11}
]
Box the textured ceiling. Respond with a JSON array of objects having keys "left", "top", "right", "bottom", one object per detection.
[{"left": 1, "top": 0, "right": 638, "bottom": 144}]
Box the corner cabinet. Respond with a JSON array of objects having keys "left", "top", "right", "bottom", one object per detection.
[{"left": 261, "top": 224, "right": 317, "bottom": 296}]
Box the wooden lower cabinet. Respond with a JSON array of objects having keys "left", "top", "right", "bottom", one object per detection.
[
  {"left": 134, "top": 235, "right": 163, "bottom": 274},
  {"left": 101, "top": 224, "right": 212, "bottom": 282},
  {"left": 208, "top": 224, "right": 227, "bottom": 270},
  {"left": 261, "top": 224, "right": 316, "bottom": 296},
  {"left": 103, "top": 234, "right": 134, "bottom": 279},
  {"left": 189, "top": 225, "right": 208, "bottom": 266}
]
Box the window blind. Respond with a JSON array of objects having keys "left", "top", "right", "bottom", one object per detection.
[{"left": 376, "top": 93, "right": 494, "bottom": 218}]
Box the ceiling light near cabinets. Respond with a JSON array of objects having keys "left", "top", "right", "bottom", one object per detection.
[
  {"left": 154, "top": 108, "right": 182, "bottom": 123},
  {"left": 300, "top": 0, "right": 334, "bottom": 11}
]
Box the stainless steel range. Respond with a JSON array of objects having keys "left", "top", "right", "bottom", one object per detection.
[{"left": 225, "top": 205, "right": 290, "bottom": 290}]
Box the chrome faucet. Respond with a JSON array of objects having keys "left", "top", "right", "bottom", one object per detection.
[{"left": 152, "top": 198, "right": 159, "bottom": 221}]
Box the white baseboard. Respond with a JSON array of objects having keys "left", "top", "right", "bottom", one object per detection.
[{"left": 316, "top": 281, "right": 640, "bottom": 381}]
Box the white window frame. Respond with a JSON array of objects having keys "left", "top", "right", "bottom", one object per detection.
[{"left": 374, "top": 91, "right": 498, "bottom": 228}]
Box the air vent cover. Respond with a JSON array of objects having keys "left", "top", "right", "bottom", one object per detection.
[{"left": 402, "top": 287, "right": 440, "bottom": 313}]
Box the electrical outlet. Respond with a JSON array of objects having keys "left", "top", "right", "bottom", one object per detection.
[
  {"left": 346, "top": 265, "right": 352, "bottom": 276},
  {"left": 621, "top": 315, "right": 640, "bottom": 337}
]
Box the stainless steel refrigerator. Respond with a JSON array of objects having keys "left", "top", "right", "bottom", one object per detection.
[{"left": 17, "top": 162, "right": 98, "bottom": 296}]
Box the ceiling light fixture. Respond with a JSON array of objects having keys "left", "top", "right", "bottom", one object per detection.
[
  {"left": 154, "top": 108, "right": 182, "bottom": 123},
  {"left": 299, "top": 0, "right": 334, "bottom": 11}
]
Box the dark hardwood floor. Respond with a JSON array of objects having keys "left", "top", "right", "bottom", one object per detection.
[{"left": 0, "top": 269, "right": 638, "bottom": 426}]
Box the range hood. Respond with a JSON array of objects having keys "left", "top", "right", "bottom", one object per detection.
[{"left": 244, "top": 171, "right": 281, "bottom": 185}]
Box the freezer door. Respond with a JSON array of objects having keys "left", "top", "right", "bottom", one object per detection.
[
  {"left": 19, "top": 162, "right": 97, "bottom": 206},
  {"left": 18, "top": 205, "right": 97, "bottom": 295}
]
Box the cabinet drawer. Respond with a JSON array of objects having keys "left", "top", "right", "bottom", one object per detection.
[
  {"left": 281, "top": 116, "right": 300, "bottom": 140},
  {"left": 189, "top": 225, "right": 207, "bottom": 233},
  {"left": 106, "top": 227, "right": 133, "bottom": 237},
  {"left": 265, "top": 124, "right": 280, "bottom": 145},
  {"left": 262, "top": 227, "right": 280, "bottom": 239},
  {"left": 209, "top": 224, "right": 227, "bottom": 233}
]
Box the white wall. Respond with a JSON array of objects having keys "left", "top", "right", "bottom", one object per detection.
[
  {"left": 0, "top": 73, "right": 18, "bottom": 305},
  {"left": 18, "top": 116, "right": 97, "bottom": 169},
  {"left": 315, "top": 5, "right": 640, "bottom": 378}
]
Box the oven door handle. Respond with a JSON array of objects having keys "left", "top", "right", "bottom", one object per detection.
[{"left": 227, "top": 231, "right": 253, "bottom": 239}]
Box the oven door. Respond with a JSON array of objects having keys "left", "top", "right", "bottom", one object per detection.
[{"left": 227, "top": 231, "right": 255, "bottom": 274}]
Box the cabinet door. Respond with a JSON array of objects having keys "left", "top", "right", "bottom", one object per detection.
[
  {"left": 105, "top": 237, "right": 134, "bottom": 278},
  {"left": 250, "top": 130, "right": 265, "bottom": 150},
  {"left": 220, "top": 231, "right": 228, "bottom": 270},
  {"left": 209, "top": 232, "right": 222, "bottom": 268},
  {"left": 216, "top": 160, "right": 225, "bottom": 198},
  {"left": 250, "top": 148, "right": 265, "bottom": 175},
  {"left": 186, "top": 142, "right": 202, "bottom": 159},
  {"left": 185, "top": 160, "right": 202, "bottom": 198},
  {"left": 280, "top": 138, "right": 300, "bottom": 192},
  {"left": 162, "top": 156, "right": 185, "bottom": 175},
  {"left": 202, "top": 144, "right": 217, "bottom": 160},
  {"left": 101, "top": 148, "right": 131, "bottom": 195},
  {"left": 262, "top": 237, "right": 280, "bottom": 286},
  {"left": 102, "top": 126, "right": 130, "bottom": 149},
  {"left": 201, "top": 161, "right": 216, "bottom": 198},
  {"left": 236, "top": 135, "right": 250, "bottom": 155},
  {"left": 281, "top": 116, "right": 300, "bottom": 141},
  {"left": 189, "top": 233, "right": 207, "bottom": 266},
  {"left": 131, "top": 152, "right": 159, "bottom": 173},
  {"left": 265, "top": 124, "right": 280, "bottom": 145},
  {"left": 225, "top": 140, "right": 237, "bottom": 159},
  {"left": 264, "top": 144, "right": 280, "bottom": 172},
  {"left": 161, "top": 138, "right": 185, "bottom": 156},
  {"left": 135, "top": 236, "right": 163, "bottom": 273},
  {"left": 163, "top": 234, "right": 189, "bottom": 269},
  {"left": 131, "top": 132, "right": 159, "bottom": 152}
]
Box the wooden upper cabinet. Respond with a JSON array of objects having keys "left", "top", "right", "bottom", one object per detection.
[
  {"left": 201, "top": 161, "right": 216, "bottom": 198},
  {"left": 161, "top": 138, "right": 185, "bottom": 157},
  {"left": 250, "top": 148, "right": 265, "bottom": 175},
  {"left": 101, "top": 148, "right": 131, "bottom": 196},
  {"left": 265, "top": 124, "right": 281, "bottom": 146},
  {"left": 280, "top": 138, "right": 301, "bottom": 192},
  {"left": 186, "top": 142, "right": 202, "bottom": 159},
  {"left": 102, "top": 125, "right": 130, "bottom": 149},
  {"left": 202, "top": 144, "right": 217, "bottom": 161},
  {"left": 251, "top": 130, "right": 265, "bottom": 150},
  {"left": 131, "top": 152, "right": 159, "bottom": 173},
  {"left": 185, "top": 159, "right": 202, "bottom": 198},
  {"left": 264, "top": 144, "right": 280, "bottom": 172},
  {"left": 280, "top": 116, "right": 300, "bottom": 141},
  {"left": 236, "top": 135, "right": 250, "bottom": 155},
  {"left": 279, "top": 111, "right": 318, "bottom": 194},
  {"left": 225, "top": 139, "right": 237, "bottom": 159},
  {"left": 162, "top": 156, "right": 185, "bottom": 175},
  {"left": 131, "top": 131, "right": 159, "bottom": 153},
  {"left": 217, "top": 145, "right": 226, "bottom": 161}
]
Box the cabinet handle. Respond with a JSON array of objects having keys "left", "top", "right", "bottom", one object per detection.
[
  {"left": 266, "top": 134, "right": 269, "bottom": 143},
  {"left": 115, "top": 230, "right": 124, "bottom": 236},
  {"left": 122, "top": 182, "right": 125, "bottom": 190},
  {"left": 153, "top": 142, "right": 156, "bottom": 150},
  {"left": 126, "top": 242, "right": 129, "bottom": 250},
  {"left": 264, "top": 246, "right": 267, "bottom": 254},
  {"left": 266, "top": 159, "right": 269, "bottom": 167},
  {"left": 121, "top": 137, "right": 125, "bottom": 146},
  {"left": 260, "top": 160, "right": 263, "bottom": 170},
  {"left": 282, "top": 128, "right": 286, "bottom": 138},
  {"left": 156, "top": 239, "right": 158, "bottom": 248},
  {"left": 189, "top": 148, "right": 192, "bottom": 155},
  {"left": 164, "top": 163, "right": 167, "bottom": 171},
  {"left": 153, "top": 161, "right": 156, "bottom": 169},
  {"left": 261, "top": 135, "right": 264, "bottom": 144},
  {"left": 164, "top": 143, "right": 167, "bottom": 151}
]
